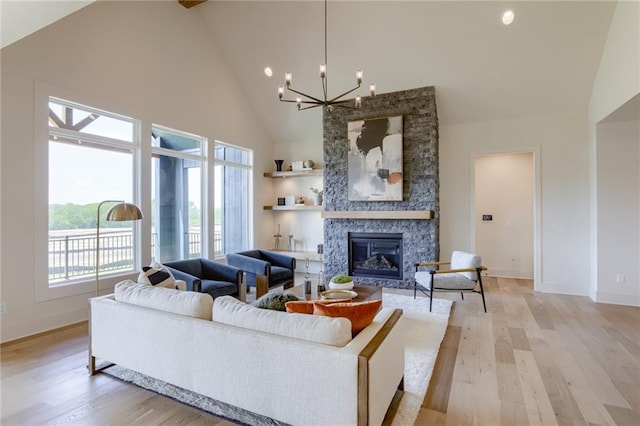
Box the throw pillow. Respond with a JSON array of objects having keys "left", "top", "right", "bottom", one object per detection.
[
  {"left": 313, "top": 299, "right": 382, "bottom": 335},
  {"left": 285, "top": 298, "right": 352, "bottom": 314},
  {"left": 138, "top": 266, "right": 177, "bottom": 289},
  {"left": 252, "top": 291, "right": 300, "bottom": 311}
]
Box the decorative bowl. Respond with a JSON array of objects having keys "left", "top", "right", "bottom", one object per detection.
[{"left": 329, "top": 276, "right": 354, "bottom": 290}]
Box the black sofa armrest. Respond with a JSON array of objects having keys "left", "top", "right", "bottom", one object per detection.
[
  {"left": 226, "top": 253, "right": 271, "bottom": 277},
  {"left": 200, "top": 258, "right": 243, "bottom": 285},
  {"left": 259, "top": 250, "right": 296, "bottom": 271},
  {"left": 164, "top": 266, "right": 202, "bottom": 292}
]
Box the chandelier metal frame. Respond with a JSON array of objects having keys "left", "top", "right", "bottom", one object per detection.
[{"left": 278, "top": 0, "right": 375, "bottom": 111}]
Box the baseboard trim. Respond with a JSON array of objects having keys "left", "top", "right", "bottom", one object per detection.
[
  {"left": 595, "top": 291, "right": 640, "bottom": 307},
  {"left": 1, "top": 306, "right": 88, "bottom": 344},
  {"left": 1, "top": 320, "right": 88, "bottom": 347},
  {"left": 486, "top": 270, "right": 533, "bottom": 279}
]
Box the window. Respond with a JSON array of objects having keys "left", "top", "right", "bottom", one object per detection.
[
  {"left": 48, "top": 98, "right": 139, "bottom": 285},
  {"left": 214, "top": 142, "right": 252, "bottom": 256},
  {"left": 151, "top": 126, "right": 204, "bottom": 262}
]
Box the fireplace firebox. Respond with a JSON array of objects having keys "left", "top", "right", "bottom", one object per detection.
[{"left": 348, "top": 232, "right": 403, "bottom": 280}]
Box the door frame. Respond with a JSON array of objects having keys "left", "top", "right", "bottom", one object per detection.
[{"left": 469, "top": 147, "right": 541, "bottom": 291}]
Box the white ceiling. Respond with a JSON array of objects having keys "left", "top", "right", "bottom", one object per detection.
[
  {"left": 197, "top": 1, "right": 617, "bottom": 143},
  {"left": 0, "top": 1, "right": 620, "bottom": 145},
  {"left": 0, "top": 0, "right": 94, "bottom": 49}
]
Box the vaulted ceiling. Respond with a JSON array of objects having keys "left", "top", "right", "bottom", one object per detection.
[{"left": 1, "top": 1, "right": 619, "bottom": 145}]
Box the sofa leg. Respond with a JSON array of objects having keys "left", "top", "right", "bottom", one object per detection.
[{"left": 88, "top": 355, "right": 96, "bottom": 375}]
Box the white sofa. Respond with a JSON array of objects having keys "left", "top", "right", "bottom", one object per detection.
[{"left": 90, "top": 281, "right": 405, "bottom": 426}]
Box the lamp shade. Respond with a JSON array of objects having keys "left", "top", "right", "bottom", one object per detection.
[{"left": 105, "top": 202, "right": 143, "bottom": 222}]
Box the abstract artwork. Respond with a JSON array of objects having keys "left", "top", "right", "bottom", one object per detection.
[{"left": 347, "top": 115, "right": 403, "bottom": 201}]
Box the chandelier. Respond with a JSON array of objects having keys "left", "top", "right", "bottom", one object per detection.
[{"left": 277, "top": 0, "right": 376, "bottom": 111}]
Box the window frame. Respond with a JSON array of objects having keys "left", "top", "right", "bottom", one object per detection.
[
  {"left": 211, "top": 139, "right": 254, "bottom": 258},
  {"left": 35, "top": 82, "right": 142, "bottom": 302},
  {"left": 150, "top": 124, "right": 208, "bottom": 262}
]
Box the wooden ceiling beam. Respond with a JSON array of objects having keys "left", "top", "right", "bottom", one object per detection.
[{"left": 178, "top": 0, "right": 207, "bottom": 9}]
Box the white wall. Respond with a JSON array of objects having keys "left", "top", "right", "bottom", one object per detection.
[
  {"left": 589, "top": 0, "right": 640, "bottom": 304},
  {"left": 0, "top": 1, "right": 274, "bottom": 342},
  {"left": 267, "top": 140, "right": 325, "bottom": 256},
  {"left": 596, "top": 120, "right": 640, "bottom": 305},
  {"left": 440, "top": 112, "right": 590, "bottom": 295},
  {"left": 474, "top": 153, "right": 534, "bottom": 278}
]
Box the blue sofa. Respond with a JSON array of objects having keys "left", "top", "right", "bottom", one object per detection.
[
  {"left": 226, "top": 250, "right": 295, "bottom": 298},
  {"left": 163, "top": 258, "right": 243, "bottom": 300}
]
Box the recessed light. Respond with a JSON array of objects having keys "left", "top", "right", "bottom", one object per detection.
[
  {"left": 264, "top": 67, "right": 273, "bottom": 77},
  {"left": 502, "top": 10, "right": 515, "bottom": 25}
]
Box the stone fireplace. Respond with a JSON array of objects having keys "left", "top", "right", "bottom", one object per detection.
[
  {"left": 348, "top": 232, "right": 403, "bottom": 280},
  {"left": 322, "top": 86, "right": 439, "bottom": 289}
]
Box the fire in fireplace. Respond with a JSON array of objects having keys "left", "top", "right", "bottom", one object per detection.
[{"left": 348, "top": 232, "right": 403, "bottom": 280}]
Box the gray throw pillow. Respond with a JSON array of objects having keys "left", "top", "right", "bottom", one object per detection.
[{"left": 252, "top": 292, "right": 300, "bottom": 311}]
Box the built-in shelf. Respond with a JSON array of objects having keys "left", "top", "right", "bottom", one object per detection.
[
  {"left": 321, "top": 210, "right": 434, "bottom": 220},
  {"left": 264, "top": 205, "right": 323, "bottom": 211},
  {"left": 264, "top": 169, "right": 323, "bottom": 178}
]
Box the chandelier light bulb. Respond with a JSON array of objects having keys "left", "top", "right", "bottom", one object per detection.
[
  {"left": 369, "top": 84, "right": 376, "bottom": 97},
  {"left": 355, "top": 96, "right": 362, "bottom": 108},
  {"left": 264, "top": 67, "right": 273, "bottom": 77},
  {"left": 502, "top": 10, "right": 514, "bottom": 25},
  {"left": 319, "top": 64, "right": 327, "bottom": 78},
  {"left": 285, "top": 72, "right": 292, "bottom": 87},
  {"left": 278, "top": 86, "right": 284, "bottom": 100},
  {"left": 356, "top": 69, "right": 363, "bottom": 84}
]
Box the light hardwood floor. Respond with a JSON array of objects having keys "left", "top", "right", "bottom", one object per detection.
[{"left": 1, "top": 277, "right": 638, "bottom": 425}]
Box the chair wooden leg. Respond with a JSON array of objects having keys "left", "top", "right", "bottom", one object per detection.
[
  {"left": 256, "top": 275, "right": 268, "bottom": 299},
  {"left": 461, "top": 292, "right": 464, "bottom": 300}
]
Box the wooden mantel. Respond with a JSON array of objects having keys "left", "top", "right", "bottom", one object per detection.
[{"left": 321, "top": 210, "right": 434, "bottom": 220}]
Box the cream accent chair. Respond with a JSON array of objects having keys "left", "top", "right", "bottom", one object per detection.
[{"left": 414, "top": 250, "right": 487, "bottom": 312}]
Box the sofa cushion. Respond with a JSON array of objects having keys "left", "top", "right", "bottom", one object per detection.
[
  {"left": 285, "top": 298, "right": 352, "bottom": 314},
  {"left": 200, "top": 280, "right": 238, "bottom": 298},
  {"left": 270, "top": 266, "right": 293, "bottom": 284},
  {"left": 313, "top": 299, "right": 383, "bottom": 335},
  {"left": 252, "top": 292, "right": 300, "bottom": 311},
  {"left": 213, "top": 296, "right": 352, "bottom": 347},
  {"left": 115, "top": 280, "right": 213, "bottom": 320}
]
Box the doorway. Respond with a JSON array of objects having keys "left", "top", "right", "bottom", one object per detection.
[{"left": 473, "top": 152, "right": 535, "bottom": 282}]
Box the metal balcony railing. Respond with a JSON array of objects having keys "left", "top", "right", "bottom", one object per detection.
[{"left": 48, "top": 230, "right": 222, "bottom": 281}]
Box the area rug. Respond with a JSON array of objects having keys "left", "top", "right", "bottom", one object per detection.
[
  {"left": 382, "top": 292, "right": 453, "bottom": 426},
  {"left": 103, "top": 292, "right": 452, "bottom": 425}
]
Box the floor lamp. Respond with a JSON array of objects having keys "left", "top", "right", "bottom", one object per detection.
[{"left": 95, "top": 200, "right": 143, "bottom": 296}]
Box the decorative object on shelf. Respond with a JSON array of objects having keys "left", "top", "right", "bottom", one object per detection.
[
  {"left": 347, "top": 115, "right": 404, "bottom": 201},
  {"left": 287, "top": 234, "right": 294, "bottom": 251},
  {"left": 274, "top": 223, "right": 282, "bottom": 250},
  {"left": 292, "top": 160, "right": 312, "bottom": 172},
  {"left": 317, "top": 244, "right": 324, "bottom": 255},
  {"left": 95, "top": 200, "right": 143, "bottom": 296},
  {"left": 295, "top": 196, "right": 305, "bottom": 205},
  {"left": 277, "top": 197, "right": 286, "bottom": 206},
  {"left": 274, "top": 159, "right": 284, "bottom": 172},
  {"left": 329, "top": 274, "right": 354, "bottom": 290},
  {"left": 317, "top": 253, "right": 325, "bottom": 292},
  {"left": 285, "top": 195, "right": 296, "bottom": 206},
  {"left": 310, "top": 187, "right": 323, "bottom": 206},
  {"left": 304, "top": 257, "right": 312, "bottom": 294},
  {"left": 303, "top": 160, "right": 315, "bottom": 169},
  {"left": 277, "top": 0, "right": 375, "bottom": 111}
]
